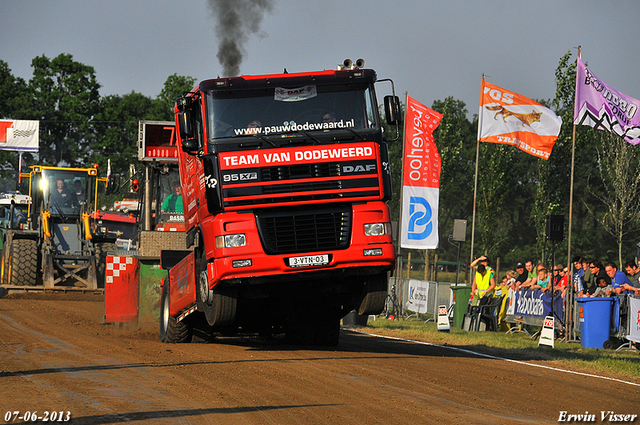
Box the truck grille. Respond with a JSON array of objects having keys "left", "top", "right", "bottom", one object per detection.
[{"left": 255, "top": 206, "right": 351, "bottom": 254}]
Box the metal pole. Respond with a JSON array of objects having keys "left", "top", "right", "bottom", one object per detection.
[
  {"left": 144, "top": 164, "right": 152, "bottom": 231},
  {"left": 565, "top": 46, "right": 580, "bottom": 341},
  {"left": 455, "top": 241, "right": 461, "bottom": 286},
  {"left": 471, "top": 75, "right": 485, "bottom": 282}
]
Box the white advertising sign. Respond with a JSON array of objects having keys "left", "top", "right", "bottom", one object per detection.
[
  {"left": 627, "top": 297, "right": 640, "bottom": 343},
  {"left": 405, "top": 279, "right": 429, "bottom": 314},
  {"left": 0, "top": 120, "right": 39, "bottom": 152}
]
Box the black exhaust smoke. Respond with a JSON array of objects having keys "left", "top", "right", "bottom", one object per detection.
[{"left": 207, "top": 0, "right": 274, "bottom": 77}]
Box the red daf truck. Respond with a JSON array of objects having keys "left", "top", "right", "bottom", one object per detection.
[{"left": 161, "top": 61, "right": 400, "bottom": 345}]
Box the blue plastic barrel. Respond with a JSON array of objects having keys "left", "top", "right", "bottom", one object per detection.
[{"left": 576, "top": 297, "right": 613, "bottom": 349}]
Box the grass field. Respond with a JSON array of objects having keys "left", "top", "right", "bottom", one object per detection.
[{"left": 350, "top": 316, "right": 640, "bottom": 382}]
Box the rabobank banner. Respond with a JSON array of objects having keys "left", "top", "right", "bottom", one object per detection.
[
  {"left": 400, "top": 96, "right": 442, "bottom": 249},
  {"left": 405, "top": 279, "right": 429, "bottom": 314}
]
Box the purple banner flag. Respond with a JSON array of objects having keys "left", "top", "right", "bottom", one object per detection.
[{"left": 574, "top": 56, "right": 640, "bottom": 144}]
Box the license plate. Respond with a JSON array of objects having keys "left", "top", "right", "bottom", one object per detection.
[{"left": 288, "top": 254, "right": 330, "bottom": 267}]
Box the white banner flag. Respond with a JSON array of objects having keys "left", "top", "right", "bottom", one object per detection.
[
  {"left": 400, "top": 96, "right": 442, "bottom": 249},
  {"left": 0, "top": 120, "right": 39, "bottom": 152},
  {"left": 627, "top": 297, "right": 640, "bottom": 343}
]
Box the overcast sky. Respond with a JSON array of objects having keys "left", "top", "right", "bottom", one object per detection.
[{"left": 1, "top": 0, "right": 639, "bottom": 117}]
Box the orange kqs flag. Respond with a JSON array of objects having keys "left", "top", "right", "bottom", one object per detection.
[{"left": 478, "top": 78, "right": 562, "bottom": 160}]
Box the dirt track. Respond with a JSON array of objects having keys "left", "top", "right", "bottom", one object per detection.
[{"left": 0, "top": 293, "right": 638, "bottom": 424}]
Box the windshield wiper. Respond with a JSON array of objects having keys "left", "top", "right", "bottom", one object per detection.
[
  {"left": 344, "top": 127, "right": 366, "bottom": 141},
  {"left": 48, "top": 194, "right": 67, "bottom": 221},
  {"left": 298, "top": 130, "right": 321, "bottom": 145},
  {"left": 250, "top": 134, "right": 276, "bottom": 147},
  {"left": 212, "top": 134, "right": 276, "bottom": 148}
]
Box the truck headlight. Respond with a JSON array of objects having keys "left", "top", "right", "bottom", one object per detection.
[
  {"left": 364, "top": 222, "right": 390, "bottom": 236},
  {"left": 216, "top": 233, "right": 246, "bottom": 248}
]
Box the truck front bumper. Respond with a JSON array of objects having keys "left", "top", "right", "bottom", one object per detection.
[{"left": 202, "top": 202, "right": 396, "bottom": 288}]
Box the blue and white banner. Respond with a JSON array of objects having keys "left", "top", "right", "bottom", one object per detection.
[
  {"left": 400, "top": 186, "right": 439, "bottom": 249},
  {"left": 513, "top": 289, "right": 564, "bottom": 321}
]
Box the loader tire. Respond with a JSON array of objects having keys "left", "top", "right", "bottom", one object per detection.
[
  {"left": 356, "top": 272, "right": 388, "bottom": 316},
  {"left": 0, "top": 244, "right": 9, "bottom": 285},
  {"left": 95, "top": 242, "right": 117, "bottom": 288},
  {"left": 7, "top": 239, "right": 38, "bottom": 286},
  {"left": 159, "top": 277, "right": 192, "bottom": 343}
]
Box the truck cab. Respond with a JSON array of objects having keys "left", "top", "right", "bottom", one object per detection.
[{"left": 162, "top": 64, "right": 400, "bottom": 344}]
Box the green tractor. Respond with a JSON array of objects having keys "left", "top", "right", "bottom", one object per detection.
[{"left": 0, "top": 165, "right": 117, "bottom": 290}]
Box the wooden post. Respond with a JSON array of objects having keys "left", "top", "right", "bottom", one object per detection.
[
  {"left": 424, "top": 250, "right": 429, "bottom": 281},
  {"left": 407, "top": 252, "right": 412, "bottom": 279},
  {"left": 434, "top": 254, "right": 439, "bottom": 282}
]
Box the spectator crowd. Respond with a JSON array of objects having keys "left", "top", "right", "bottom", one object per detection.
[
  {"left": 471, "top": 256, "right": 640, "bottom": 301},
  {"left": 469, "top": 255, "right": 640, "bottom": 334}
]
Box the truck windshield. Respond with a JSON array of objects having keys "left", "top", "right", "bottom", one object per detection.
[
  {"left": 41, "top": 169, "right": 91, "bottom": 217},
  {"left": 205, "top": 82, "right": 379, "bottom": 141}
]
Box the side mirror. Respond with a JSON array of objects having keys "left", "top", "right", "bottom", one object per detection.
[
  {"left": 106, "top": 174, "right": 120, "bottom": 195},
  {"left": 384, "top": 95, "right": 402, "bottom": 125},
  {"left": 176, "top": 97, "right": 198, "bottom": 152}
]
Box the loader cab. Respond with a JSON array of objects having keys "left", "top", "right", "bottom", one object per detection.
[{"left": 29, "top": 166, "right": 97, "bottom": 220}]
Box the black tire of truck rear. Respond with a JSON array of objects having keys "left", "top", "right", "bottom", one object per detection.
[
  {"left": 7, "top": 239, "right": 38, "bottom": 286},
  {"left": 357, "top": 272, "right": 388, "bottom": 316},
  {"left": 159, "top": 278, "right": 192, "bottom": 343}
]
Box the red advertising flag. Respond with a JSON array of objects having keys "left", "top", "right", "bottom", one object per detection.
[
  {"left": 400, "top": 96, "right": 443, "bottom": 250},
  {"left": 402, "top": 96, "right": 443, "bottom": 189}
]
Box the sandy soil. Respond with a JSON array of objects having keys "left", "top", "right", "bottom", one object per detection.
[{"left": 0, "top": 293, "right": 638, "bottom": 424}]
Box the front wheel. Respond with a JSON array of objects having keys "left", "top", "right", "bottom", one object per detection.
[
  {"left": 356, "top": 272, "right": 389, "bottom": 316},
  {"left": 6, "top": 239, "right": 38, "bottom": 286},
  {"left": 159, "top": 277, "right": 192, "bottom": 343},
  {"left": 197, "top": 253, "right": 237, "bottom": 327}
]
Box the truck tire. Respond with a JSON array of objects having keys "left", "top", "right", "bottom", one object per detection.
[
  {"left": 95, "top": 242, "right": 117, "bottom": 288},
  {"left": 197, "top": 253, "right": 237, "bottom": 327},
  {"left": 6, "top": 239, "right": 38, "bottom": 286},
  {"left": 159, "top": 278, "right": 192, "bottom": 343},
  {"left": 357, "top": 272, "right": 388, "bottom": 316}
]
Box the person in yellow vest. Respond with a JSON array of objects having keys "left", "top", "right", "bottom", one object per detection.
[{"left": 470, "top": 255, "right": 496, "bottom": 306}]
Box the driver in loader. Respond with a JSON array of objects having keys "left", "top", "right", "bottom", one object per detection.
[{"left": 52, "top": 178, "right": 78, "bottom": 208}]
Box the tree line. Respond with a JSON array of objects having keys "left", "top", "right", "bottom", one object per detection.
[
  {"left": 2, "top": 52, "right": 639, "bottom": 271},
  {"left": 0, "top": 53, "right": 195, "bottom": 176}
]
